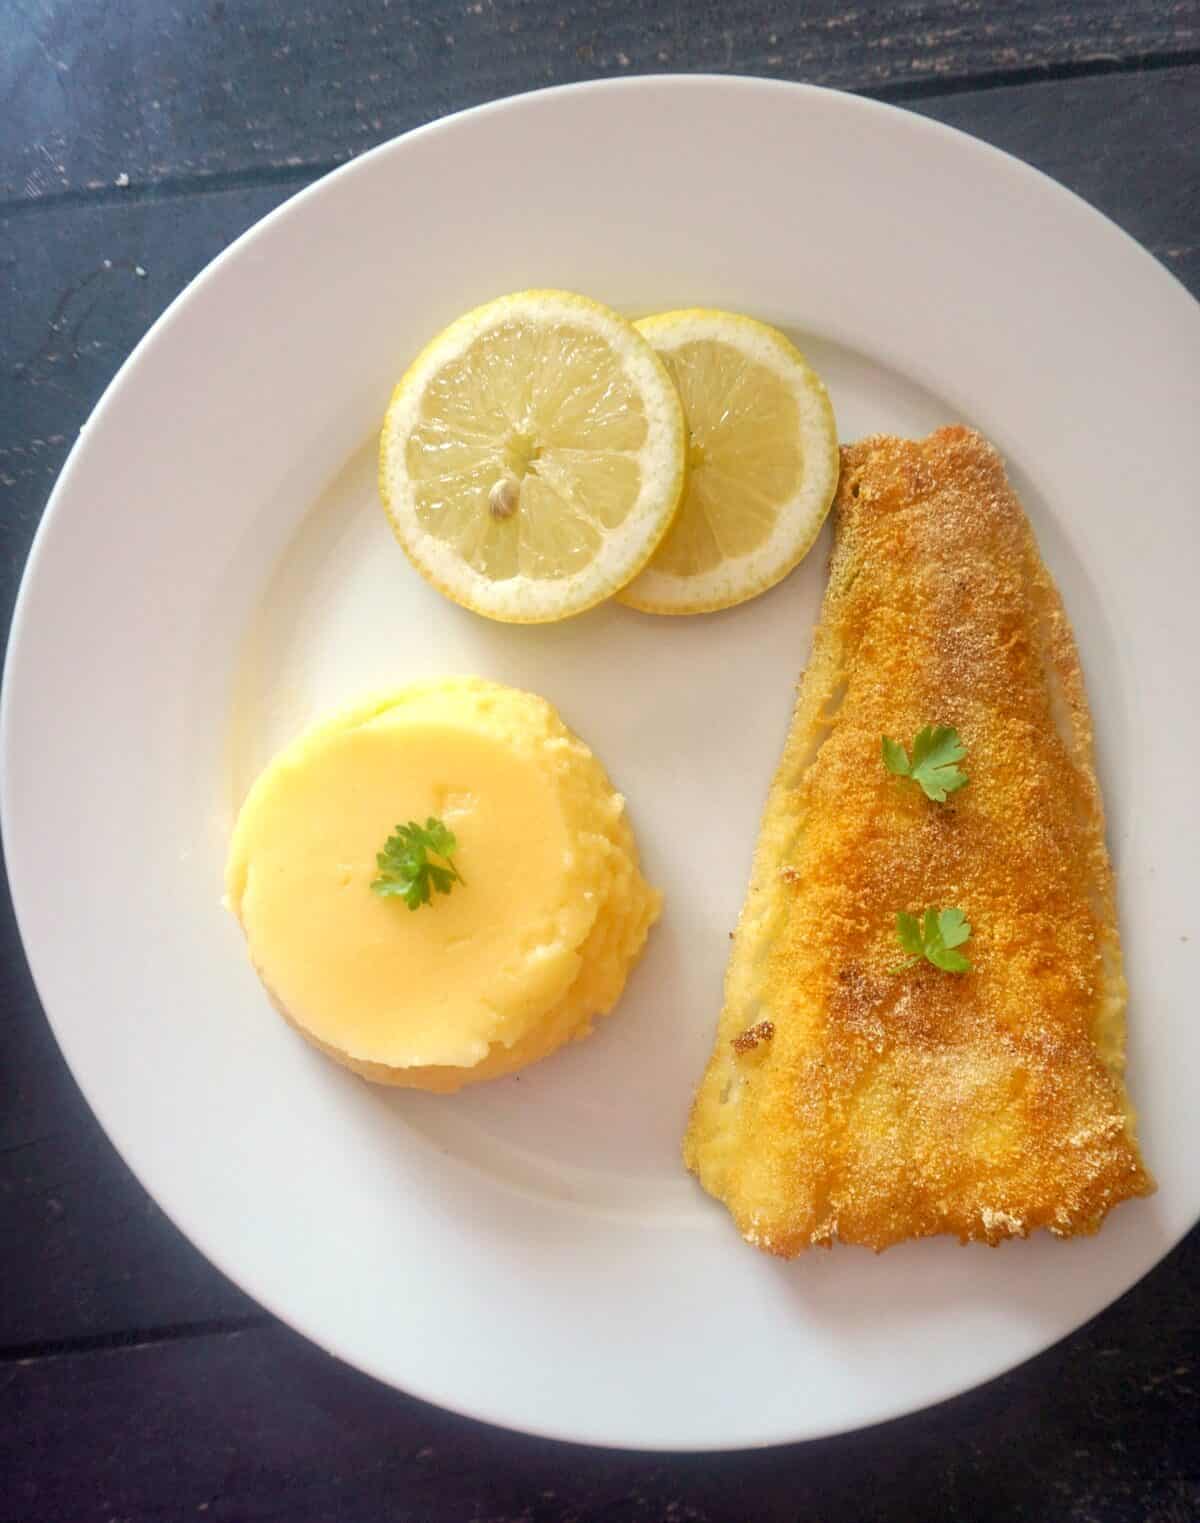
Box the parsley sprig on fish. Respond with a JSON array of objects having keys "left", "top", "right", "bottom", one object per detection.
[{"left": 882, "top": 724, "right": 968, "bottom": 802}]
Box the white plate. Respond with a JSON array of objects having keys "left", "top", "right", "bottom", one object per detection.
[{"left": 4, "top": 77, "right": 1199, "bottom": 1451}]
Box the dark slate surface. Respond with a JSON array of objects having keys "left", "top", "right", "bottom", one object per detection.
[
  {"left": 3, "top": 1235, "right": 1199, "bottom": 1522},
  {"left": 2, "top": 3, "right": 1199, "bottom": 1518},
  {"left": 4, "top": 0, "right": 1197, "bottom": 199}
]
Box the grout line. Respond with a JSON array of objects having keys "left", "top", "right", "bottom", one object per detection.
[
  {"left": 1, "top": 49, "right": 1198, "bottom": 220},
  {"left": 0, "top": 158, "right": 344, "bottom": 220},
  {"left": 0, "top": 1314, "right": 271, "bottom": 1363},
  {"left": 859, "top": 47, "right": 1200, "bottom": 104}
]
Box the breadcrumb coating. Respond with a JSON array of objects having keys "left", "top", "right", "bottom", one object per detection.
[{"left": 684, "top": 427, "right": 1154, "bottom": 1253}]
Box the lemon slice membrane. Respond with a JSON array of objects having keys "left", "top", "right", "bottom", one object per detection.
[
  {"left": 618, "top": 310, "right": 839, "bottom": 615},
  {"left": 380, "top": 291, "right": 686, "bottom": 622}
]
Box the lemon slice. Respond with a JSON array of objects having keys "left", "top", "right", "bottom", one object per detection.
[
  {"left": 617, "top": 310, "right": 839, "bottom": 615},
  {"left": 379, "top": 290, "right": 686, "bottom": 623}
]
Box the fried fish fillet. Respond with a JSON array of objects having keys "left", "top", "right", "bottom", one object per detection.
[{"left": 684, "top": 427, "right": 1154, "bottom": 1254}]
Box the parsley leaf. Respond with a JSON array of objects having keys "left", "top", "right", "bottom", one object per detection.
[
  {"left": 891, "top": 907, "right": 973, "bottom": 974},
  {"left": 371, "top": 817, "right": 465, "bottom": 911},
  {"left": 881, "top": 724, "right": 968, "bottom": 802},
  {"left": 895, "top": 911, "right": 925, "bottom": 961},
  {"left": 881, "top": 736, "right": 911, "bottom": 776}
]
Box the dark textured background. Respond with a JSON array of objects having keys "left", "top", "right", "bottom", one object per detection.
[{"left": 2, "top": 3, "right": 1198, "bottom": 1518}]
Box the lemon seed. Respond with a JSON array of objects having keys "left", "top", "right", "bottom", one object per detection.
[{"left": 489, "top": 477, "right": 520, "bottom": 520}]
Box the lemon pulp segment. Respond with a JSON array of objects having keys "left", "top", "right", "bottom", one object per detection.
[{"left": 225, "top": 678, "right": 661, "bottom": 1091}]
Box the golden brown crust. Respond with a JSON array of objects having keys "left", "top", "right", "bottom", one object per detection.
[{"left": 684, "top": 427, "right": 1154, "bottom": 1254}]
